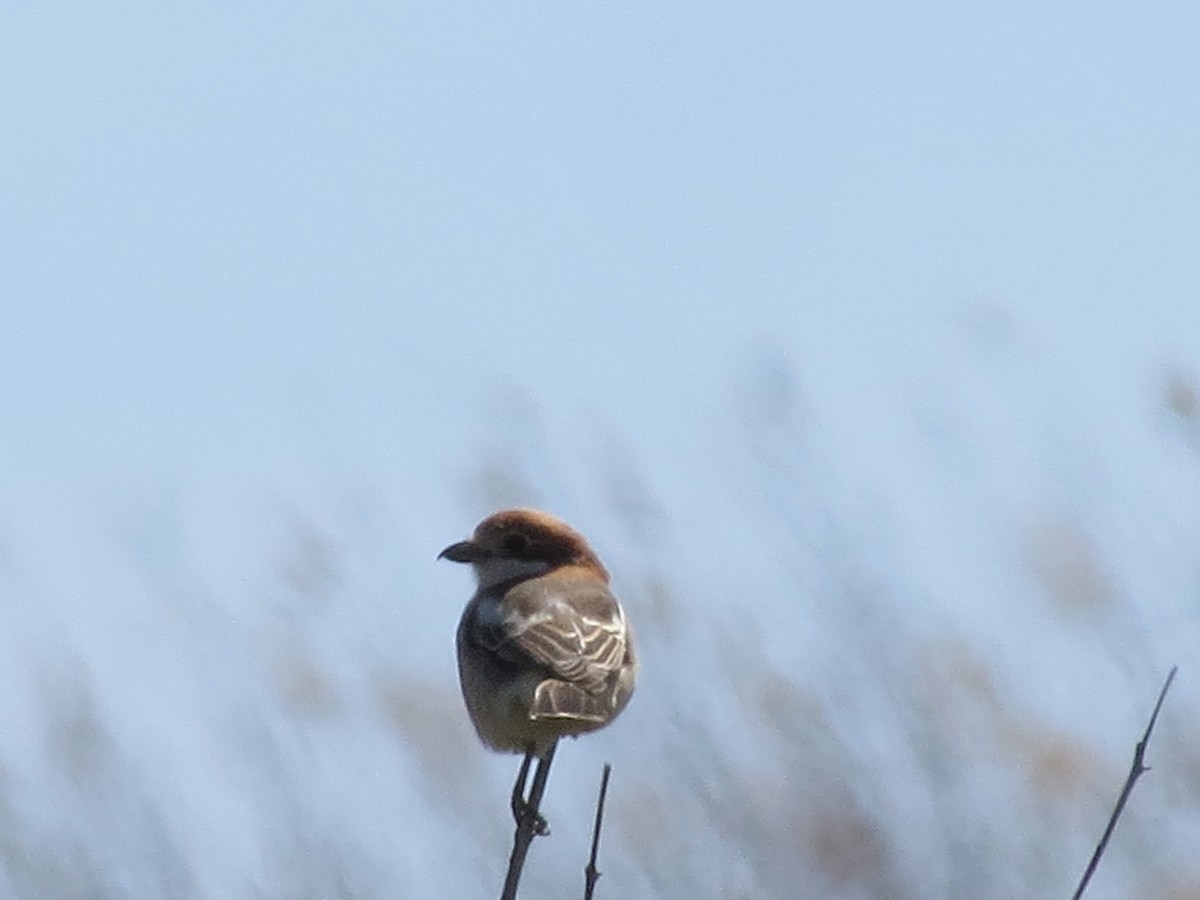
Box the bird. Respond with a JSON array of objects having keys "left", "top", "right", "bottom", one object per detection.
[{"left": 439, "top": 508, "right": 637, "bottom": 830}]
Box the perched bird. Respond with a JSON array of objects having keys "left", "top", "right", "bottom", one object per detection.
[
  {"left": 441, "top": 508, "right": 637, "bottom": 757},
  {"left": 440, "top": 509, "right": 637, "bottom": 830}
]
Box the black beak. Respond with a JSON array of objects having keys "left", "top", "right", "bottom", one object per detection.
[{"left": 438, "top": 540, "right": 487, "bottom": 563}]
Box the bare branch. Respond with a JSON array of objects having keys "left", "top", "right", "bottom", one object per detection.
[
  {"left": 583, "top": 764, "right": 613, "bottom": 900},
  {"left": 501, "top": 741, "right": 558, "bottom": 900},
  {"left": 1071, "top": 666, "right": 1178, "bottom": 900}
]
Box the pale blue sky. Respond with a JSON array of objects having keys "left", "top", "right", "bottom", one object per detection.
[
  {"left": 2, "top": 7, "right": 1200, "bottom": 896},
  {"left": 3, "top": 2, "right": 1198, "bottom": 479}
]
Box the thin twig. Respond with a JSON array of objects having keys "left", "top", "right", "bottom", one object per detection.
[
  {"left": 1071, "top": 666, "right": 1178, "bottom": 900},
  {"left": 501, "top": 740, "right": 558, "bottom": 900},
  {"left": 583, "top": 764, "right": 613, "bottom": 900}
]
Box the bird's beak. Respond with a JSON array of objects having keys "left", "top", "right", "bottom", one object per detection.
[{"left": 438, "top": 540, "right": 488, "bottom": 563}]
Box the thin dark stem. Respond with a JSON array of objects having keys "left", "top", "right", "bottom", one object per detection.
[
  {"left": 500, "top": 741, "right": 558, "bottom": 900},
  {"left": 1071, "top": 666, "right": 1177, "bottom": 900},
  {"left": 583, "top": 764, "right": 612, "bottom": 900}
]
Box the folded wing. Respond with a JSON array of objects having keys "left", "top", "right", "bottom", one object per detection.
[{"left": 471, "top": 576, "right": 631, "bottom": 721}]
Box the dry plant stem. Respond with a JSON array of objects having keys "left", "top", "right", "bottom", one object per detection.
[
  {"left": 501, "top": 740, "right": 558, "bottom": 900},
  {"left": 1071, "top": 665, "right": 1178, "bottom": 900},
  {"left": 583, "top": 764, "right": 612, "bottom": 900}
]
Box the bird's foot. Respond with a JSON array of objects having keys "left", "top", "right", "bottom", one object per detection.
[{"left": 511, "top": 795, "right": 549, "bottom": 836}]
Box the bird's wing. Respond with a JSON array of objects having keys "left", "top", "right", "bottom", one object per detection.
[{"left": 472, "top": 576, "right": 629, "bottom": 694}]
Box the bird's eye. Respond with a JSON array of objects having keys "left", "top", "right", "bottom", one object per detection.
[{"left": 503, "top": 533, "right": 530, "bottom": 556}]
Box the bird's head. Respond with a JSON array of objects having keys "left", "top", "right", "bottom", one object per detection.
[{"left": 438, "top": 508, "right": 609, "bottom": 589}]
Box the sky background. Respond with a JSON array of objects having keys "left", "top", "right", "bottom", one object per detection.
[
  {"left": 2, "top": 2, "right": 1199, "bottom": 898},
  {"left": 4, "top": 1, "right": 1198, "bottom": 481}
]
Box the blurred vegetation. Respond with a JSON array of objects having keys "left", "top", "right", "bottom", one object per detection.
[{"left": 1, "top": 346, "right": 1198, "bottom": 899}]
